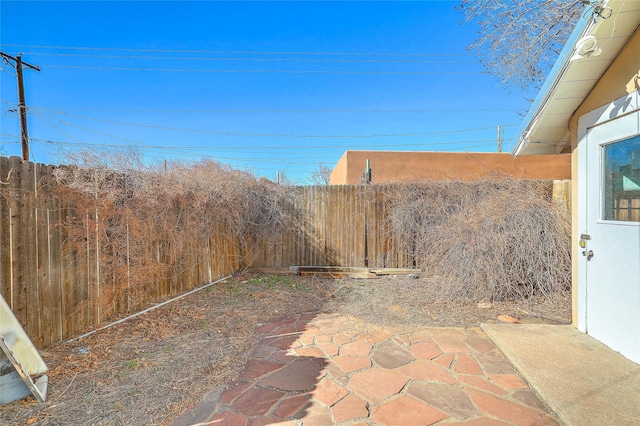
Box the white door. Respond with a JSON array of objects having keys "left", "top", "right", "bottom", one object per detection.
[{"left": 578, "top": 96, "right": 640, "bottom": 365}]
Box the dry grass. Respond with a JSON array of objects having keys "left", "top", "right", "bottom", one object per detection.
[
  {"left": 0, "top": 273, "right": 570, "bottom": 426},
  {"left": 325, "top": 275, "right": 571, "bottom": 327},
  {"left": 0, "top": 274, "right": 332, "bottom": 426}
]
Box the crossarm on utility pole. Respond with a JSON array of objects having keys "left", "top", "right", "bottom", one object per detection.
[{"left": 1, "top": 52, "right": 41, "bottom": 161}]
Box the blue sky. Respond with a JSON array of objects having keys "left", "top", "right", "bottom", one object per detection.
[{"left": 1, "top": 1, "right": 534, "bottom": 184}]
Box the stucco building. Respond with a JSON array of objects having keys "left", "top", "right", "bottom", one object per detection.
[{"left": 330, "top": 151, "right": 571, "bottom": 185}]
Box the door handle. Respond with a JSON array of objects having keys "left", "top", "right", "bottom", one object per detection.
[{"left": 582, "top": 250, "right": 594, "bottom": 260}]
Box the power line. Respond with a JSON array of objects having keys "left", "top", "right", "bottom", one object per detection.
[
  {"left": 41, "top": 65, "right": 484, "bottom": 75},
  {"left": 9, "top": 123, "right": 513, "bottom": 152},
  {"left": 30, "top": 111, "right": 87, "bottom": 146},
  {"left": 23, "top": 135, "right": 507, "bottom": 152},
  {"left": 4, "top": 128, "right": 511, "bottom": 160},
  {"left": 37, "top": 110, "right": 519, "bottom": 139},
  {"left": 24, "top": 104, "right": 525, "bottom": 114},
  {"left": 26, "top": 137, "right": 498, "bottom": 165},
  {"left": 1, "top": 44, "right": 474, "bottom": 57},
  {"left": 23, "top": 111, "right": 519, "bottom": 167},
  {"left": 17, "top": 51, "right": 475, "bottom": 64}
]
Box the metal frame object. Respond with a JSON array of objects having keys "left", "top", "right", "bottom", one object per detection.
[{"left": 0, "top": 294, "right": 48, "bottom": 404}]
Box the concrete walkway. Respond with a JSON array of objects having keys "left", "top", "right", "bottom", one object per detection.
[
  {"left": 175, "top": 313, "right": 559, "bottom": 425},
  {"left": 482, "top": 324, "right": 640, "bottom": 426}
]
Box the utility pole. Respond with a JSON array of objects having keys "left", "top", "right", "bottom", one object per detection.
[
  {"left": 497, "top": 125, "right": 502, "bottom": 153},
  {"left": 1, "top": 52, "right": 40, "bottom": 161}
]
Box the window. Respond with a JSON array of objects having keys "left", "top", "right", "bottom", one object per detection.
[{"left": 603, "top": 135, "right": 640, "bottom": 222}]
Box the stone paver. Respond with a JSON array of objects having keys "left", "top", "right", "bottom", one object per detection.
[
  {"left": 447, "top": 418, "right": 511, "bottom": 426},
  {"left": 467, "top": 388, "right": 558, "bottom": 425},
  {"left": 348, "top": 367, "right": 409, "bottom": 403},
  {"left": 396, "top": 359, "right": 456, "bottom": 384},
  {"left": 317, "top": 342, "right": 339, "bottom": 356},
  {"left": 465, "top": 336, "right": 496, "bottom": 354},
  {"left": 371, "top": 339, "right": 415, "bottom": 368},
  {"left": 475, "top": 350, "right": 516, "bottom": 374},
  {"left": 219, "top": 380, "right": 252, "bottom": 405},
  {"left": 333, "top": 355, "right": 371, "bottom": 373},
  {"left": 340, "top": 340, "right": 373, "bottom": 356},
  {"left": 207, "top": 411, "right": 247, "bottom": 426},
  {"left": 411, "top": 339, "right": 443, "bottom": 360},
  {"left": 311, "top": 377, "right": 348, "bottom": 406},
  {"left": 233, "top": 387, "right": 285, "bottom": 416},
  {"left": 294, "top": 401, "right": 332, "bottom": 425},
  {"left": 373, "top": 395, "right": 449, "bottom": 425},
  {"left": 293, "top": 346, "right": 325, "bottom": 358},
  {"left": 488, "top": 373, "right": 530, "bottom": 390},
  {"left": 174, "top": 313, "right": 560, "bottom": 426},
  {"left": 257, "top": 358, "right": 323, "bottom": 391},
  {"left": 407, "top": 382, "right": 478, "bottom": 419},
  {"left": 456, "top": 374, "right": 509, "bottom": 395},
  {"left": 434, "top": 352, "right": 456, "bottom": 368},
  {"left": 239, "top": 359, "right": 284, "bottom": 379},
  {"left": 273, "top": 394, "right": 310, "bottom": 418},
  {"left": 453, "top": 354, "right": 484, "bottom": 375},
  {"left": 511, "top": 389, "right": 548, "bottom": 411},
  {"left": 331, "top": 392, "right": 368, "bottom": 422}
]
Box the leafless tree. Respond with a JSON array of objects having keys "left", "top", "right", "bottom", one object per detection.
[
  {"left": 459, "top": 0, "right": 590, "bottom": 90},
  {"left": 310, "top": 162, "right": 332, "bottom": 186}
]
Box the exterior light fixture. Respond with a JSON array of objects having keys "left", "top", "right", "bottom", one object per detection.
[{"left": 570, "top": 35, "right": 602, "bottom": 61}]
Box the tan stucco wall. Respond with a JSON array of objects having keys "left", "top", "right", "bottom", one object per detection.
[
  {"left": 330, "top": 151, "right": 571, "bottom": 185},
  {"left": 330, "top": 151, "right": 349, "bottom": 185},
  {"left": 568, "top": 27, "right": 640, "bottom": 325}
]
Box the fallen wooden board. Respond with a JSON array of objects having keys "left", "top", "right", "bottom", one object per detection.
[
  {"left": 299, "top": 271, "right": 377, "bottom": 279},
  {"left": 369, "top": 268, "right": 421, "bottom": 275},
  {"left": 293, "top": 266, "right": 370, "bottom": 273},
  {"left": 248, "top": 268, "right": 298, "bottom": 275},
  {"left": 249, "top": 266, "right": 421, "bottom": 279}
]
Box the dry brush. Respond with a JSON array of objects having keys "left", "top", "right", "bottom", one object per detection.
[
  {"left": 384, "top": 179, "right": 571, "bottom": 301},
  {"left": 44, "top": 152, "right": 570, "bottom": 322},
  {"left": 49, "top": 151, "right": 294, "bottom": 320}
]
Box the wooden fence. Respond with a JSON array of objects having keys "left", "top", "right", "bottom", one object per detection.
[
  {"left": 0, "top": 157, "right": 242, "bottom": 348},
  {"left": 0, "top": 156, "right": 572, "bottom": 348},
  {"left": 252, "top": 185, "right": 414, "bottom": 269},
  {"left": 253, "top": 180, "right": 572, "bottom": 270}
]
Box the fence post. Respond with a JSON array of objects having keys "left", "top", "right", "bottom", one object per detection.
[{"left": 552, "top": 179, "right": 572, "bottom": 214}]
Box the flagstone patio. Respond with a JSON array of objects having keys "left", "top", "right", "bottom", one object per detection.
[{"left": 174, "top": 313, "right": 559, "bottom": 425}]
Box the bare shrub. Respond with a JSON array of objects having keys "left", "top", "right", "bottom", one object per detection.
[
  {"left": 310, "top": 162, "right": 332, "bottom": 185},
  {"left": 50, "top": 151, "right": 294, "bottom": 319},
  {"left": 384, "top": 179, "right": 571, "bottom": 301}
]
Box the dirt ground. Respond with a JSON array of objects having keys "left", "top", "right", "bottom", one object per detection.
[{"left": 0, "top": 273, "right": 570, "bottom": 426}]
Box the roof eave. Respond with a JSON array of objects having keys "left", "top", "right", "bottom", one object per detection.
[{"left": 512, "top": 5, "right": 598, "bottom": 156}]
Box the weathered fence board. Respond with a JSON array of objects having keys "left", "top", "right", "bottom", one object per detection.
[{"left": 0, "top": 157, "right": 11, "bottom": 308}]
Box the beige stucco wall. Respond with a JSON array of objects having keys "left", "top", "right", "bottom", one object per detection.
[
  {"left": 330, "top": 151, "right": 349, "bottom": 185},
  {"left": 568, "top": 27, "right": 640, "bottom": 325},
  {"left": 330, "top": 151, "right": 571, "bottom": 185}
]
